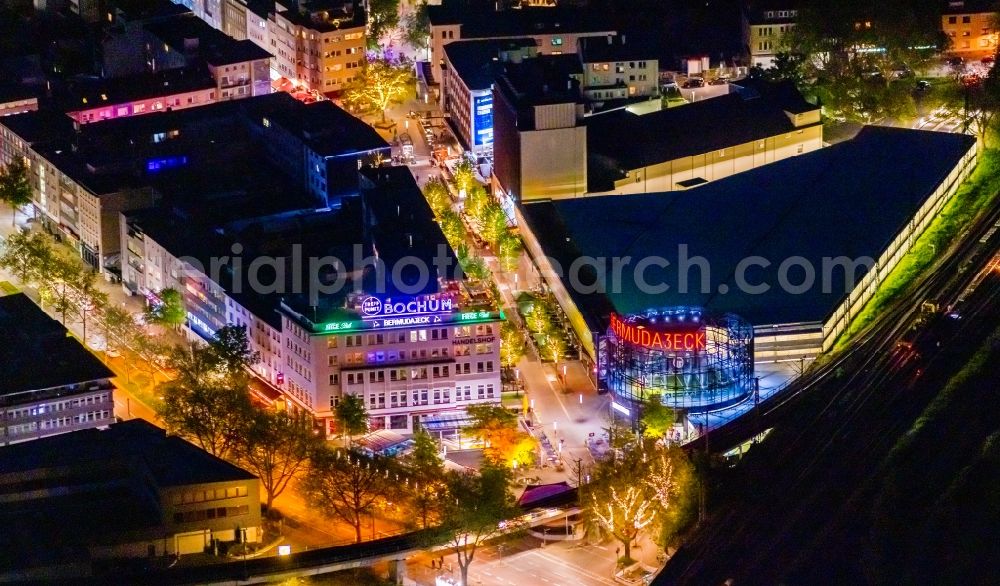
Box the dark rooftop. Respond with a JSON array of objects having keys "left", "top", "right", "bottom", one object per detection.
[
  {"left": 521, "top": 126, "right": 976, "bottom": 332},
  {"left": 0, "top": 81, "right": 39, "bottom": 104},
  {"left": 0, "top": 419, "right": 256, "bottom": 562},
  {"left": 144, "top": 12, "right": 271, "bottom": 65},
  {"left": 496, "top": 53, "right": 584, "bottom": 107},
  {"left": 239, "top": 92, "right": 390, "bottom": 157},
  {"left": 104, "top": 0, "right": 191, "bottom": 23},
  {"left": 277, "top": 0, "right": 367, "bottom": 32},
  {"left": 0, "top": 109, "right": 74, "bottom": 147},
  {"left": 443, "top": 38, "right": 537, "bottom": 91},
  {"left": 941, "top": 0, "right": 995, "bottom": 15},
  {"left": 579, "top": 33, "right": 659, "bottom": 63},
  {"left": 0, "top": 294, "right": 114, "bottom": 397},
  {"left": 428, "top": 0, "right": 614, "bottom": 37},
  {"left": 60, "top": 65, "right": 216, "bottom": 114},
  {"left": 281, "top": 166, "right": 461, "bottom": 322},
  {"left": 585, "top": 87, "right": 819, "bottom": 191},
  {"left": 0, "top": 418, "right": 257, "bottom": 485}
]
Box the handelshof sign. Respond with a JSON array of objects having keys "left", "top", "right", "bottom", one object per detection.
[
  {"left": 360, "top": 295, "right": 455, "bottom": 319},
  {"left": 609, "top": 313, "right": 706, "bottom": 352}
]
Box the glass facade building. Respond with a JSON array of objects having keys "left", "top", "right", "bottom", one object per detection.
[{"left": 600, "top": 307, "right": 754, "bottom": 413}]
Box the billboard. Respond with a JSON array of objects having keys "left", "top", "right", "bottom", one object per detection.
[{"left": 473, "top": 94, "right": 493, "bottom": 147}]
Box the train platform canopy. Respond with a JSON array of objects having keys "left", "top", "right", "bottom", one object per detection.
[{"left": 521, "top": 126, "right": 976, "bottom": 333}]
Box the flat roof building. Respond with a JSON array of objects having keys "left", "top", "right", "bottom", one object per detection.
[
  {"left": 0, "top": 294, "right": 115, "bottom": 445},
  {"left": 123, "top": 166, "right": 502, "bottom": 435},
  {"left": 517, "top": 127, "right": 977, "bottom": 364},
  {"left": 427, "top": 0, "right": 614, "bottom": 93},
  {"left": 0, "top": 92, "right": 387, "bottom": 274},
  {"left": 492, "top": 74, "right": 822, "bottom": 203},
  {"left": 441, "top": 38, "right": 539, "bottom": 153},
  {"left": 0, "top": 419, "right": 261, "bottom": 579}
]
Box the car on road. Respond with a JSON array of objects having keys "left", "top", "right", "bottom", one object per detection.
[{"left": 682, "top": 77, "right": 705, "bottom": 88}]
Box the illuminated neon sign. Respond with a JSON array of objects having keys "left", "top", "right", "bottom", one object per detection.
[
  {"left": 360, "top": 295, "right": 455, "bottom": 319},
  {"left": 609, "top": 313, "right": 706, "bottom": 352},
  {"left": 320, "top": 308, "right": 503, "bottom": 334}
]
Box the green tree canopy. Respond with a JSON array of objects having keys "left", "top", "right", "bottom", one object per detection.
[
  {"left": 0, "top": 231, "right": 53, "bottom": 284},
  {"left": 640, "top": 394, "right": 675, "bottom": 439},
  {"left": 368, "top": 0, "right": 400, "bottom": 46},
  {"left": 497, "top": 232, "right": 522, "bottom": 274},
  {"left": 785, "top": 0, "right": 943, "bottom": 123},
  {"left": 404, "top": 428, "right": 446, "bottom": 528},
  {"left": 437, "top": 463, "right": 520, "bottom": 586},
  {"left": 335, "top": 393, "right": 370, "bottom": 445},
  {"left": 236, "top": 409, "right": 320, "bottom": 509},
  {"left": 0, "top": 157, "right": 32, "bottom": 225},
  {"left": 499, "top": 321, "right": 526, "bottom": 370},
  {"left": 423, "top": 176, "right": 451, "bottom": 215},
  {"left": 464, "top": 404, "right": 536, "bottom": 466},
  {"left": 585, "top": 442, "right": 695, "bottom": 562},
  {"left": 211, "top": 324, "right": 261, "bottom": 376},
  {"left": 144, "top": 287, "right": 187, "bottom": 329},
  {"left": 478, "top": 202, "right": 508, "bottom": 246},
  {"left": 438, "top": 210, "right": 465, "bottom": 248},
  {"left": 452, "top": 159, "right": 477, "bottom": 195},
  {"left": 345, "top": 57, "right": 412, "bottom": 122},
  {"left": 404, "top": 1, "right": 430, "bottom": 53},
  {"left": 302, "top": 447, "right": 401, "bottom": 542},
  {"left": 158, "top": 344, "right": 257, "bottom": 460}
]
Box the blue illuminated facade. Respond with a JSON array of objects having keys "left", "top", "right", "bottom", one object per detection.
[
  {"left": 472, "top": 93, "right": 493, "bottom": 149},
  {"left": 599, "top": 307, "right": 754, "bottom": 415}
]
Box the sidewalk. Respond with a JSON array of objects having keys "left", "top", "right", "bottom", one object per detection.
[{"left": 0, "top": 204, "right": 180, "bottom": 423}]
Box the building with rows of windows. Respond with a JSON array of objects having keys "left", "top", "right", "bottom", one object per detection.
[
  {"left": 1, "top": 294, "right": 116, "bottom": 446},
  {"left": 122, "top": 163, "right": 501, "bottom": 437},
  {"left": 280, "top": 292, "right": 503, "bottom": 436}
]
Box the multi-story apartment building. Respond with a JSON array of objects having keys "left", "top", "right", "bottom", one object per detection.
[
  {"left": 222, "top": 0, "right": 250, "bottom": 40},
  {"left": 121, "top": 207, "right": 290, "bottom": 393},
  {"left": 269, "top": 0, "right": 367, "bottom": 94},
  {"left": 122, "top": 165, "right": 502, "bottom": 435},
  {"left": 441, "top": 38, "right": 539, "bottom": 153},
  {"left": 0, "top": 86, "right": 38, "bottom": 118},
  {"left": 441, "top": 35, "right": 657, "bottom": 155},
  {"left": 245, "top": 0, "right": 271, "bottom": 49},
  {"left": 1, "top": 294, "right": 116, "bottom": 446},
  {"left": 578, "top": 35, "right": 659, "bottom": 101},
  {"left": 2, "top": 92, "right": 385, "bottom": 275},
  {"left": 0, "top": 418, "right": 261, "bottom": 578},
  {"left": 280, "top": 291, "right": 503, "bottom": 436},
  {"left": 0, "top": 110, "right": 160, "bottom": 271},
  {"left": 942, "top": 0, "right": 998, "bottom": 56},
  {"left": 63, "top": 67, "right": 221, "bottom": 124},
  {"left": 427, "top": 0, "right": 614, "bottom": 96},
  {"left": 747, "top": 2, "right": 798, "bottom": 68}
]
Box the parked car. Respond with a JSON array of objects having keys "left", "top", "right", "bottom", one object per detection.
[
  {"left": 708, "top": 77, "right": 729, "bottom": 85},
  {"left": 915, "top": 79, "right": 932, "bottom": 92},
  {"left": 982, "top": 55, "right": 995, "bottom": 65},
  {"left": 682, "top": 77, "right": 705, "bottom": 88}
]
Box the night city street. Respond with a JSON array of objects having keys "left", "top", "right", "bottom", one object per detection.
[{"left": 1, "top": 0, "right": 999, "bottom": 584}]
